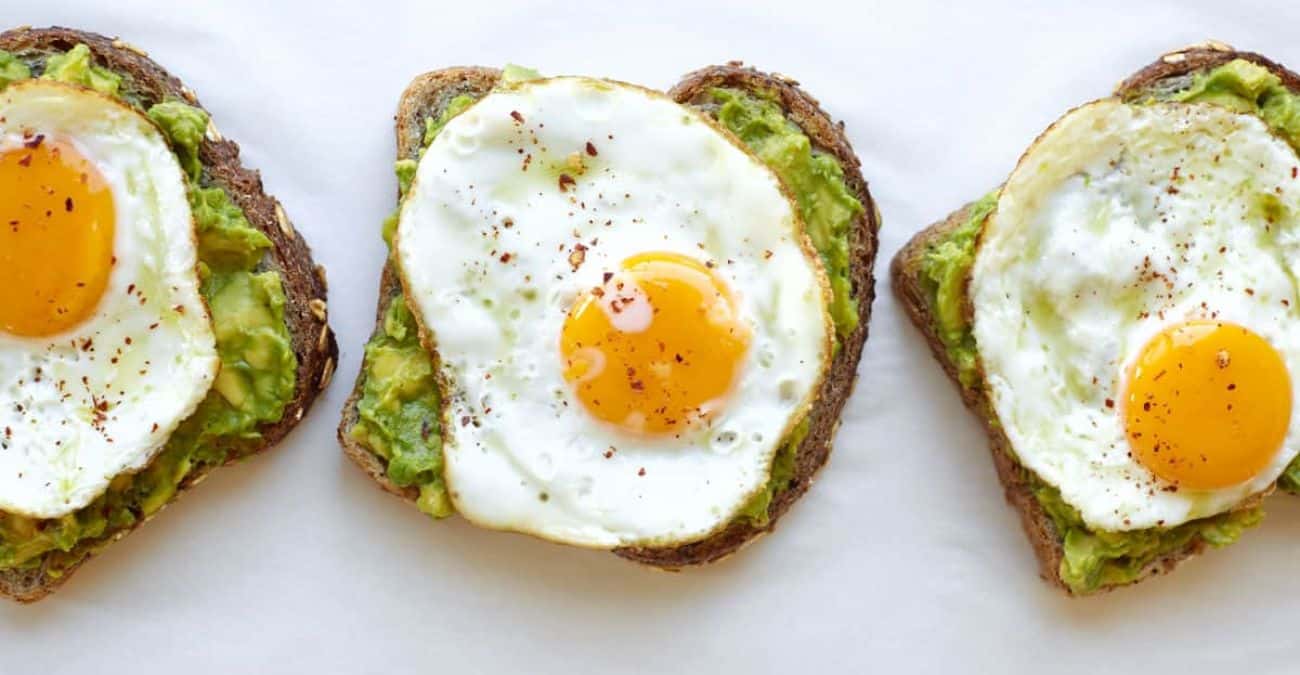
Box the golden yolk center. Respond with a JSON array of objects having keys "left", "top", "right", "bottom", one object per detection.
[
  {"left": 1123, "top": 321, "right": 1292, "bottom": 490},
  {"left": 560, "top": 252, "right": 751, "bottom": 435},
  {"left": 0, "top": 136, "right": 115, "bottom": 337}
]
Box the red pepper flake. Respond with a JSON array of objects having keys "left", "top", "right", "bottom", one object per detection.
[
  {"left": 499, "top": 252, "right": 512, "bottom": 263},
  {"left": 17, "top": 154, "right": 31, "bottom": 167},
  {"left": 603, "top": 447, "right": 616, "bottom": 459},
  {"left": 1104, "top": 398, "right": 1115, "bottom": 409},
  {"left": 568, "top": 243, "right": 587, "bottom": 271},
  {"left": 22, "top": 134, "right": 44, "bottom": 149},
  {"left": 510, "top": 111, "right": 525, "bottom": 124},
  {"left": 602, "top": 272, "right": 613, "bottom": 283},
  {"left": 64, "top": 197, "right": 74, "bottom": 212},
  {"left": 558, "top": 173, "right": 576, "bottom": 192},
  {"left": 585, "top": 141, "right": 598, "bottom": 157},
  {"left": 637, "top": 467, "right": 646, "bottom": 477}
]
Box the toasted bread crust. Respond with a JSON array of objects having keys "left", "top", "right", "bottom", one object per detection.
[
  {"left": 338, "top": 64, "right": 879, "bottom": 568},
  {"left": 0, "top": 27, "right": 337, "bottom": 603},
  {"left": 890, "top": 43, "right": 1300, "bottom": 595}
]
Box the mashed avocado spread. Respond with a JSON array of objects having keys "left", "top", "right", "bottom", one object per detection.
[
  {"left": 0, "top": 45, "right": 296, "bottom": 575},
  {"left": 353, "top": 74, "right": 861, "bottom": 528},
  {"left": 916, "top": 61, "right": 1300, "bottom": 591}
]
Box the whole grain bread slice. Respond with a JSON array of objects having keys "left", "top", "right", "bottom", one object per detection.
[
  {"left": 338, "top": 63, "right": 879, "bottom": 568},
  {"left": 0, "top": 26, "right": 337, "bottom": 603},
  {"left": 890, "top": 42, "right": 1297, "bottom": 595}
]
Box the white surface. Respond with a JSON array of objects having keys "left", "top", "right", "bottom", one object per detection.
[{"left": 2, "top": 1, "right": 1299, "bottom": 672}]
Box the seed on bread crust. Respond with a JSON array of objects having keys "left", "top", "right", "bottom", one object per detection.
[
  {"left": 320, "top": 357, "right": 335, "bottom": 391},
  {"left": 275, "top": 202, "right": 295, "bottom": 240},
  {"left": 204, "top": 118, "right": 223, "bottom": 143},
  {"left": 109, "top": 38, "right": 147, "bottom": 57},
  {"left": 309, "top": 298, "right": 327, "bottom": 322},
  {"left": 317, "top": 324, "right": 332, "bottom": 353}
]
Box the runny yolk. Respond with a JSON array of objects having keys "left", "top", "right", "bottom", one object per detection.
[
  {"left": 1123, "top": 321, "right": 1291, "bottom": 490},
  {"left": 0, "top": 136, "right": 115, "bottom": 337},
  {"left": 560, "top": 252, "right": 751, "bottom": 435}
]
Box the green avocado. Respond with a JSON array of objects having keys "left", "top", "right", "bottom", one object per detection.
[
  {"left": 354, "top": 78, "right": 862, "bottom": 530},
  {"left": 147, "top": 100, "right": 209, "bottom": 182},
  {"left": 349, "top": 297, "right": 451, "bottom": 518},
  {"left": 711, "top": 87, "right": 865, "bottom": 340},
  {"left": 1171, "top": 59, "right": 1300, "bottom": 151},
  {"left": 40, "top": 44, "right": 121, "bottom": 96},
  {"left": 0, "top": 50, "right": 30, "bottom": 89},
  {"left": 920, "top": 191, "right": 997, "bottom": 389},
  {"left": 0, "top": 46, "right": 296, "bottom": 575},
  {"left": 918, "top": 150, "right": 1265, "bottom": 595},
  {"left": 1032, "top": 476, "right": 1263, "bottom": 592}
]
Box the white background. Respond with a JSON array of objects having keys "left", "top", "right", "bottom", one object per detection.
[{"left": 2, "top": 1, "right": 1299, "bottom": 672}]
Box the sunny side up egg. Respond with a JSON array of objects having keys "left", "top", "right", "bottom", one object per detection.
[
  {"left": 395, "top": 77, "right": 833, "bottom": 548},
  {"left": 0, "top": 81, "right": 217, "bottom": 518},
  {"left": 971, "top": 99, "right": 1300, "bottom": 531}
]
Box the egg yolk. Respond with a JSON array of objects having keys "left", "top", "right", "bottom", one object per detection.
[
  {"left": 1123, "top": 321, "right": 1292, "bottom": 490},
  {"left": 560, "top": 252, "right": 751, "bottom": 435},
  {"left": 0, "top": 136, "right": 115, "bottom": 337}
]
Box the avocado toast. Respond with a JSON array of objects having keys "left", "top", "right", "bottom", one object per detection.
[
  {"left": 339, "top": 63, "right": 879, "bottom": 566},
  {"left": 0, "top": 26, "right": 336, "bottom": 602},
  {"left": 893, "top": 43, "right": 1300, "bottom": 595}
]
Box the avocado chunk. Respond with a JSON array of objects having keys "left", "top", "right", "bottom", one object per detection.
[
  {"left": 147, "top": 99, "right": 209, "bottom": 182},
  {"left": 350, "top": 297, "right": 451, "bottom": 518},
  {"left": 735, "top": 418, "right": 808, "bottom": 526},
  {"left": 40, "top": 43, "right": 121, "bottom": 96},
  {"left": 0, "top": 50, "right": 30, "bottom": 89},
  {"left": 920, "top": 191, "right": 997, "bottom": 389},
  {"left": 1171, "top": 59, "right": 1300, "bottom": 152}
]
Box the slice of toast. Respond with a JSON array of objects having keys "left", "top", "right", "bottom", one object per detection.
[
  {"left": 891, "top": 42, "right": 1297, "bottom": 595},
  {"left": 339, "top": 64, "right": 879, "bottom": 568},
  {"left": 0, "top": 27, "right": 337, "bottom": 602}
]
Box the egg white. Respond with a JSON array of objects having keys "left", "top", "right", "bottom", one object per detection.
[
  {"left": 396, "top": 77, "right": 832, "bottom": 548},
  {"left": 0, "top": 81, "right": 218, "bottom": 518},
  {"left": 971, "top": 99, "right": 1300, "bottom": 531}
]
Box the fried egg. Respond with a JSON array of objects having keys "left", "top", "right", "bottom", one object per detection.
[
  {"left": 971, "top": 99, "right": 1300, "bottom": 531},
  {"left": 395, "top": 77, "right": 832, "bottom": 547},
  {"left": 0, "top": 80, "right": 218, "bottom": 518}
]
